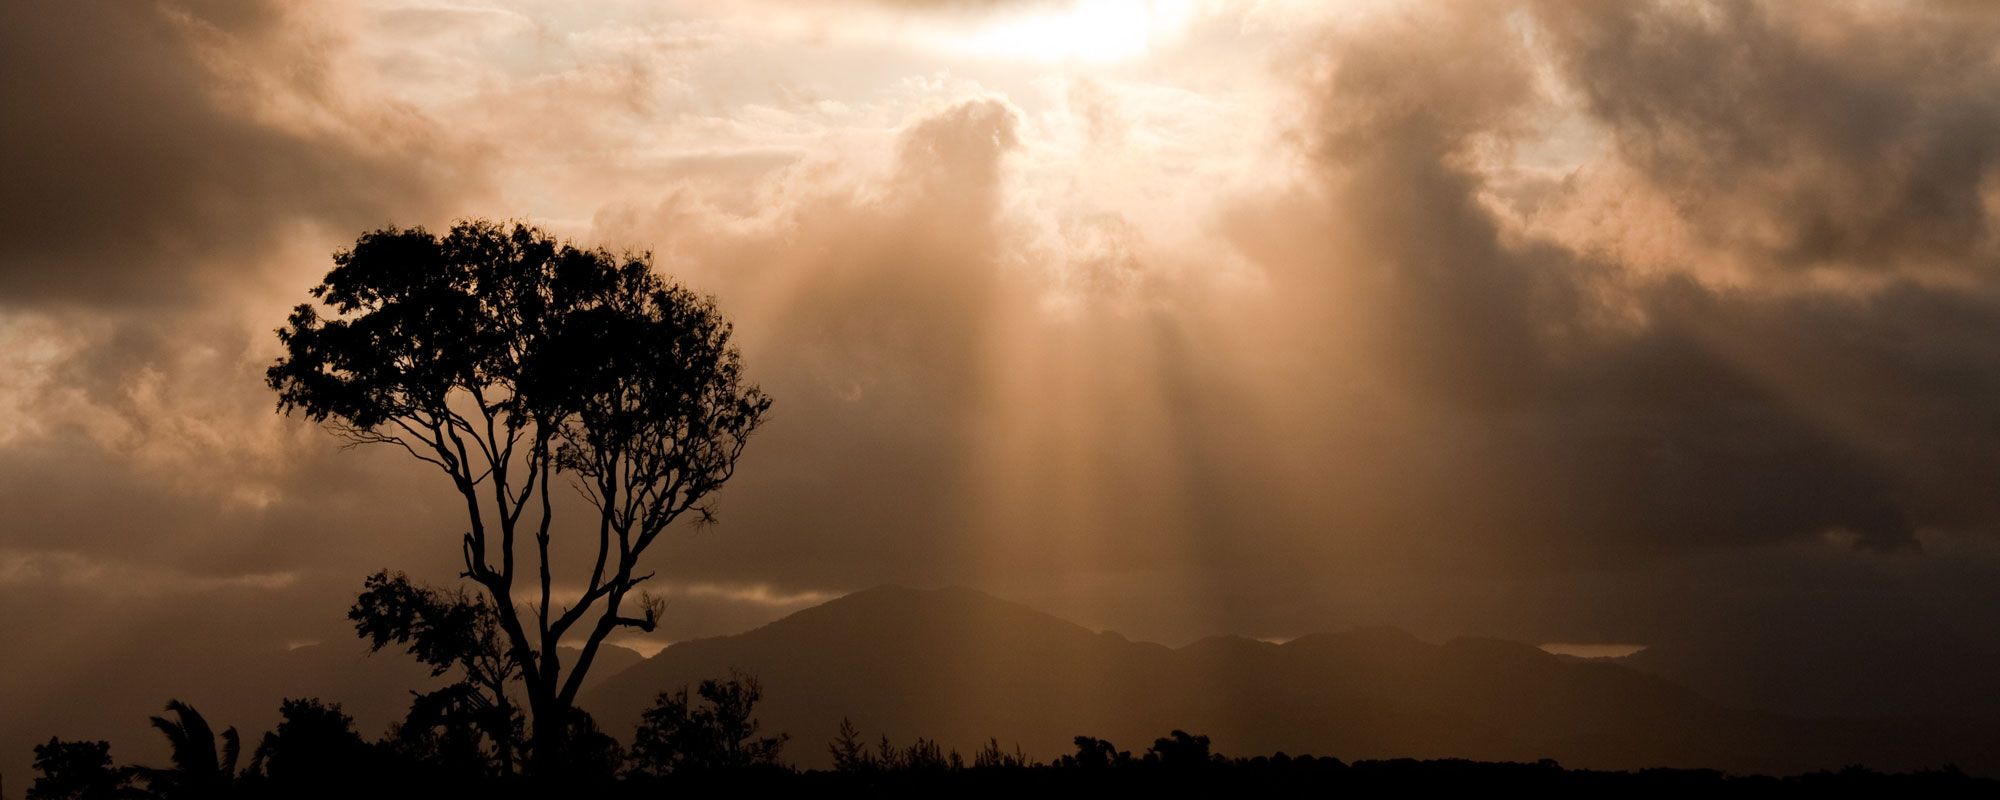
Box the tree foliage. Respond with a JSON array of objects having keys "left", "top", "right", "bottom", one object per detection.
[
  {"left": 1144, "top": 730, "right": 1214, "bottom": 768},
  {"left": 351, "top": 570, "right": 521, "bottom": 773},
  {"left": 248, "top": 699, "right": 369, "bottom": 787},
  {"left": 1060, "top": 735, "right": 1130, "bottom": 769},
  {"left": 828, "top": 717, "right": 870, "bottom": 772},
  {"left": 28, "top": 738, "right": 130, "bottom": 800}
]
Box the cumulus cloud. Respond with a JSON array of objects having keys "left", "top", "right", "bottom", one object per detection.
[
  {"left": 1530, "top": 0, "right": 2000, "bottom": 277},
  {"left": 0, "top": 0, "right": 474, "bottom": 308},
  {"left": 0, "top": 548, "right": 298, "bottom": 597},
  {"left": 1179, "top": 0, "right": 2000, "bottom": 559}
]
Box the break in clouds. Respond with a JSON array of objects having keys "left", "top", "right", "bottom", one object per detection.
[{"left": 7, "top": 0, "right": 2000, "bottom": 754}]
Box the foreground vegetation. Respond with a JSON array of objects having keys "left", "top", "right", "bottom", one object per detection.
[{"left": 26, "top": 682, "right": 1994, "bottom": 798}]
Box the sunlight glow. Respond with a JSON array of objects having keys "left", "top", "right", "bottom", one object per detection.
[
  {"left": 1540, "top": 643, "right": 1647, "bottom": 659},
  {"left": 948, "top": 0, "right": 1196, "bottom": 64}
]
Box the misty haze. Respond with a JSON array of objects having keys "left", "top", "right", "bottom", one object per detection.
[{"left": 6, "top": 0, "right": 2000, "bottom": 797}]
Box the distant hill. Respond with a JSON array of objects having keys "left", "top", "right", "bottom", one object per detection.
[
  {"left": 584, "top": 585, "right": 2000, "bottom": 775},
  {"left": 1611, "top": 635, "right": 2000, "bottom": 722}
]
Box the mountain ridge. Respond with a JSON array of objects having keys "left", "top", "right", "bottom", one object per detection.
[{"left": 584, "top": 584, "right": 2000, "bottom": 775}]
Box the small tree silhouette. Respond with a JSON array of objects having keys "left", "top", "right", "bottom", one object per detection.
[
  {"left": 247, "top": 699, "right": 368, "bottom": 787},
  {"left": 1065, "top": 736, "right": 1126, "bottom": 769},
  {"left": 900, "top": 738, "right": 948, "bottom": 772},
  {"left": 545, "top": 708, "right": 625, "bottom": 785},
  {"left": 384, "top": 681, "right": 523, "bottom": 778},
  {"left": 828, "top": 718, "right": 872, "bottom": 772},
  {"left": 268, "top": 221, "right": 770, "bottom": 772},
  {"left": 351, "top": 570, "right": 521, "bottom": 773},
  {"left": 133, "top": 700, "right": 239, "bottom": 799},
  {"left": 836, "top": 730, "right": 961, "bottom": 773},
  {"left": 27, "top": 738, "right": 131, "bottom": 800},
  {"left": 972, "top": 738, "right": 1032, "bottom": 769},
  {"left": 1144, "top": 730, "right": 1214, "bottom": 768},
  {"left": 628, "top": 670, "right": 787, "bottom": 774}
]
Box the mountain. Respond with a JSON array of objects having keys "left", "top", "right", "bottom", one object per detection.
[
  {"left": 1613, "top": 635, "right": 2000, "bottom": 721},
  {"left": 585, "top": 585, "right": 2000, "bottom": 775}
]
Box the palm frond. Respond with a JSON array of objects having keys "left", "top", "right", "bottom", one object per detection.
[
  {"left": 157, "top": 699, "right": 221, "bottom": 776},
  {"left": 220, "top": 726, "right": 242, "bottom": 777}
]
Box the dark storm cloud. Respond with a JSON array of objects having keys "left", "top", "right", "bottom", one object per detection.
[
  {"left": 0, "top": 0, "right": 470, "bottom": 307},
  {"left": 1221, "top": 0, "right": 2000, "bottom": 556},
  {"left": 1515, "top": 1, "right": 2000, "bottom": 550},
  {"left": 1533, "top": 0, "right": 2000, "bottom": 273}
]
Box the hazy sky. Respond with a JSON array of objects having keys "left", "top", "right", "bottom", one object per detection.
[{"left": 7, "top": 0, "right": 2000, "bottom": 733}]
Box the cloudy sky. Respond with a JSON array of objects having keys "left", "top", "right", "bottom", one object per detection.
[{"left": 8, "top": 0, "right": 2000, "bottom": 758}]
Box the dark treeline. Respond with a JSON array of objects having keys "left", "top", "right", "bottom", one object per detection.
[{"left": 26, "top": 686, "right": 1997, "bottom": 799}]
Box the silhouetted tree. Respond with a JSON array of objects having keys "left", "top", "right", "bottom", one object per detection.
[
  {"left": 133, "top": 700, "right": 239, "bottom": 799},
  {"left": 828, "top": 718, "right": 871, "bottom": 772},
  {"left": 848, "top": 733, "right": 952, "bottom": 773},
  {"left": 628, "top": 671, "right": 787, "bottom": 774},
  {"left": 247, "top": 699, "right": 369, "bottom": 788},
  {"left": 268, "top": 221, "right": 770, "bottom": 772},
  {"left": 874, "top": 736, "right": 902, "bottom": 771},
  {"left": 902, "top": 738, "right": 950, "bottom": 772},
  {"left": 972, "top": 738, "right": 1032, "bottom": 769},
  {"left": 27, "top": 739, "right": 130, "bottom": 800},
  {"left": 543, "top": 709, "right": 624, "bottom": 786},
  {"left": 351, "top": 570, "right": 521, "bottom": 772},
  {"left": 384, "top": 681, "right": 523, "bottom": 779},
  {"left": 1062, "top": 736, "right": 1127, "bottom": 769},
  {"left": 1144, "top": 730, "right": 1214, "bottom": 768}
]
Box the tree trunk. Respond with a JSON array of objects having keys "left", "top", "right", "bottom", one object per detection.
[{"left": 526, "top": 680, "right": 563, "bottom": 778}]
